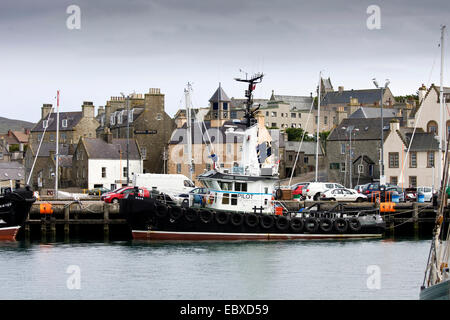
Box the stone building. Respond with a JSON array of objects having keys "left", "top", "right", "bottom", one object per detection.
[
  {"left": 0, "top": 129, "right": 30, "bottom": 163},
  {"left": 96, "top": 88, "right": 175, "bottom": 174},
  {"left": 284, "top": 141, "right": 325, "bottom": 178}
]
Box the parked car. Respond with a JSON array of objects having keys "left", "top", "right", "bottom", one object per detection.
[
  {"left": 304, "top": 182, "right": 345, "bottom": 200},
  {"left": 101, "top": 186, "right": 150, "bottom": 203},
  {"left": 416, "top": 186, "right": 434, "bottom": 202},
  {"left": 88, "top": 187, "right": 110, "bottom": 196},
  {"left": 366, "top": 184, "right": 405, "bottom": 202},
  {"left": 291, "top": 182, "right": 310, "bottom": 201},
  {"left": 100, "top": 187, "right": 127, "bottom": 200},
  {"left": 354, "top": 183, "right": 370, "bottom": 194},
  {"left": 320, "top": 188, "right": 368, "bottom": 202},
  {"left": 178, "top": 187, "right": 209, "bottom": 206},
  {"left": 404, "top": 187, "right": 417, "bottom": 202}
]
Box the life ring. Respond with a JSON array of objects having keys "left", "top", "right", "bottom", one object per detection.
[
  {"left": 333, "top": 218, "right": 348, "bottom": 233},
  {"left": 275, "top": 189, "right": 282, "bottom": 200},
  {"left": 260, "top": 215, "right": 275, "bottom": 229},
  {"left": 215, "top": 211, "right": 230, "bottom": 225},
  {"left": 245, "top": 213, "right": 259, "bottom": 228},
  {"left": 275, "top": 215, "right": 290, "bottom": 231},
  {"left": 185, "top": 208, "right": 199, "bottom": 222},
  {"left": 207, "top": 193, "right": 215, "bottom": 205},
  {"left": 290, "top": 217, "right": 304, "bottom": 233},
  {"left": 348, "top": 217, "right": 362, "bottom": 232},
  {"left": 199, "top": 210, "right": 214, "bottom": 224},
  {"left": 304, "top": 217, "right": 319, "bottom": 233},
  {"left": 230, "top": 212, "right": 244, "bottom": 226},
  {"left": 319, "top": 218, "right": 333, "bottom": 233},
  {"left": 155, "top": 204, "right": 168, "bottom": 218},
  {"left": 169, "top": 206, "right": 184, "bottom": 221}
]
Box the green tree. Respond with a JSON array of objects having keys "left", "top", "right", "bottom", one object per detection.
[{"left": 285, "top": 128, "right": 315, "bottom": 142}]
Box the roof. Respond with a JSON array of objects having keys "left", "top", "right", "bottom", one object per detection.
[
  {"left": 273, "top": 95, "right": 313, "bottom": 111},
  {"left": 284, "top": 141, "right": 323, "bottom": 155},
  {"left": 99, "top": 107, "right": 145, "bottom": 129},
  {"left": 32, "top": 112, "right": 82, "bottom": 132},
  {"left": 59, "top": 155, "right": 73, "bottom": 168},
  {"left": 0, "top": 162, "right": 25, "bottom": 181},
  {"left": 322, "top": 89, "right": 383, "bottom": 106},
  {"left": 81, "top": 138, "right": 141, "bottom": 160},
  {"left": 12, "top": 131, "right": 29, "bottom": 143},
  {"left": 410, "top": 84, "right": 450, "bottom": 118},
  {"left": 28, "top": 142, "right": 74, "bottom": 157},
  {"left": 327, "top": 117, "right": 403, "bottom": 141},
  {"left": 404, "top": 132, "right": 439, "bottom": 152},
  {"left": 349, "top": 107, "right": 399, "bottom": 119},
  {"left": 209, "top": 86, "right": 230, "bottom": 102}
]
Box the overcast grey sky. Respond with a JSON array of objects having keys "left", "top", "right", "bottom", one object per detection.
[{"left": 1, "top": 0, "right": 449, "bottom": 122}]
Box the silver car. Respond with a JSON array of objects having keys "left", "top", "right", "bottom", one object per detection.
[{"left": 416, "top": 186, "right": 434, "bottom": 202}]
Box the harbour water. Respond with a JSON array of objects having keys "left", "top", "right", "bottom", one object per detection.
[{"left": 0, "top": 237, "right": 430, "bottom": 300}]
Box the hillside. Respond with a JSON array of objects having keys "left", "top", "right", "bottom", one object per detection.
[{"left": 0, "top": 116, "right": 35, "bottom": 133}]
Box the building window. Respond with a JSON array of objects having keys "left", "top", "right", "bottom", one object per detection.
[
  {"left": 110, "top": 114, "right": 116, "bottom": 125},
  {"left": 156, "top": 113, "right": 163, "bottom": 120},
  {"left": 265, "top": 111, "right": 269, "bottom": 116},
  {"left": 176, "top": 163, "right": 181, "bottom": 174},
  {"left": 230, "top": 111, "right": 237, "bottom": 118},
  {"left": 101, "top": 115, "right": 105, "bottom": 127},
  {"left": 340, "top": 162, "right": 346, "bottom": 172},
  {"left": 427, "top": 151, "right": 435, "bottom": 168},
  {"left": 213, "top": 102, "right": 219, "bottom": 110},
  {"left": 358, "top": 164, "right": 364, "bottom": 174},
  {"left": 62, "top": 119, "right": 68, "bottom": 128},
  {"left": 409, "top": 176, "right": 417, "bottom": 188},
  {"left": 427, "top": 121, "right": 438, "bottom": 134},
  {"left": 141, "top": 147, "right": 147, "bottom": 160},
  {"left": 43, "top": 120, "right": 48, "bottom": 129},
  {"left": 118, "top": 111, "right": 124, "bottom": 124},
  {"left": 37, "top": 134, "right": 43, "bottom": 142},
  {"left": 101, "top": 167, "right": 106, "bottom": 178},
  {"left": 49, "top": 133, "right": 55, "bottom": 142},
  {"left": 315, "top": 116, "right": 318, "bottom": 124},
  {"left": 123, "top": 167, "right": 128, "bottom": 178},
  {"left": 304, "top": 157, "right": 309, "bottom": 164},
  {"left": 410, "top": 152, "right": 417, "bottom": 168},
  {"left": 223, "top": 112, "right": 228, "bottom": 118},
  {"left": 271, "top": 123, "right": 277, "bottom": 127},
  {"left": 389, "top": 152, "right": 399, "bottom": 168},
  {"left": 129, "top": 109, "right": 134, "bottom": 123},
  {"left": 324, "top": 116, "right": 328, "bottom": 125},
  {"left": 340, "top": 143, "right": 346, "bottom": 155},
  {"left": 288, "top": 155, "right": 293, "bottom": 161},
  {"left": 390, "top": 176, "right": 398, "bottom": 185},
  {"left": 223, "top": 102, "right": 228, "bottom": 110},
  {"left": 291, "top": 124, "right": 296, "bottom": 128},
  {"left": 291, "top": 113, "right": 296, "bottom": 118},
  {"left": 271, "top": 112, "right": 277, "bottom": 117}
]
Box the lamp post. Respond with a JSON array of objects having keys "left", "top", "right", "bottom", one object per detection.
[
  {"left": 372, "top": 78, "right": 390, "bottom": 185},
  {"left": 342, "top": 126, "right": 359, "bottom": 188}
]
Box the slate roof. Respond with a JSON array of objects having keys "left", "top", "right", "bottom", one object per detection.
[
  {"left": 32, "top": 112, "right": 83, "bottom": 132},
  {"left": 273, "top": 95, "right": 313, "bottom": 111},
  {"left": 349, "top": 107, "right": 398, "bottom": 119},
  {"left": 103, "top": 107, "right": 145, "bottom": 129},
  {"left": 28, "top": 142, "right": 74, "bottom": 157},
  {"left": 327, "top": 117, "right": 403, "bottom": 141},
  {"left": 404, "top": 132, "right": 439, "bottom": 152},
  {"left": 82, "top": 138, "right": 141, "bottom": 160},
  {"left": 322, "top": 89, "right": 383, "bottom": 106},
  {"left": 284, "top": 141, "right": 323, "bottom": 155},
  {"left": 0, "top": 162, "right": 25, "bottom": 181},
  {"left": 209, "top": 86, "right": 230, "bottom": 102}
]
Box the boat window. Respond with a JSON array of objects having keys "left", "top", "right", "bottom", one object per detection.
[
  {"left": 184, "top": 180, "right": 194, "bottom": 187},
  {"left": 264, "top": 187, "right": 269, "bottom": 194},
  {"left": 222, "top": 193, "right": 230, "bottom": 205},
  {"left": 231, "top": 194, "right": 238, "bottom": 205},
  {"left": 235, "top": 182, "right": 247, "bottom": 192},
  {"left": 219, "top": 181, "right": 232, "bottom": 191}
]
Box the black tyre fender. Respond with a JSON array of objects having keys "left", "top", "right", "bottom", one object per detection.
[
  {"left": 333, "top": 217, "right": 348, "bottom": 233},
  {"left": 230, "top": 212, "right": 244, "bottom": 226},
  {"left": 304, "top": 217, "right": 319, "bottom": 233},
  {"left": 244, "top": 213, "right": 259, "bottom": 228},
  {"left": 215, "top": 211, "right": 230, "bottom": 225},
  {"left": 275, "top": 215, "right": 290, "bottom": 231},
  {"left": 185, "top": 208, "right": 199, "bottom": 222},
  {"left": 319, "top": 217, "right": 333, "bottom": 233},
  {"left": 275, "top": 188, "right": 283, "bottom": 200},
  {"left": 290, "top": 217, "right": 304, "bottom": 233},
  {"left": 169, "top": 206, "right": 184, "bottom": 221},
  {"left": 199, "top": 210, "right": 214, "bottom": 223},
  {"left": 155, "top": 204, "right": 168, "bottom": 218},
  {"left": 260, "top": 215, "right": 275, "bottom": 229},
  {"left": 313, "top": 193, "right": 321, "bottom": 201},
  {"left": 348, "top": 217, "right": 362, "bottom": 232}
]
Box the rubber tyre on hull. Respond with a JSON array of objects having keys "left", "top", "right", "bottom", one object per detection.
[
  {"left": 348, "top": 217, "right": 362, "bottom": 232},
  {"left": 319, "top": 218, "right": 333, "bottom": 233},
  {"left": 333, "top": 218, "right": 348, "bottom": 233},
  {"left": 290, "top": 217, "right": 304, "bottom": 233},
  {"left": 275, "top": 215, "right": 290, "bottom": 231},
  {"left": 216, "top": 211, "right": 230, "bottom": 225},
  {"left": 260, "top": 215, "right": 275, "bottom": 229},
  {"left": 245, "top": 213, "right": 259, "bottom": 228},
  {"left": 304, "top": 217, "right": 319, "bottom": 233},
  {"left": 199, "top": 210, "right": 214, "bottom": 224}
]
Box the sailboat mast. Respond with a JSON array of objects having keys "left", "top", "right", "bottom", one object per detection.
[
  {"left": 315, "top": 72, "right": 321, "bottom": 182},
  {"left": 55, "top": 90, "right": 60, "bottom": 199},
  {"left": 185, "top": 83, "right": 193, "bottom": 181},
  {"left": 439, "top": 25, "right": 446, "bottom": 186}
]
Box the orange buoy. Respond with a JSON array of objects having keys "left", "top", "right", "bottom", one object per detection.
[
  {"left": 380, "top": 202, "right": 395, "bottom": 213},
  {"left": 40, "top": 203, "right": 53, "bottom": 215},
  {"left": 275, "top": 206, "right": 283, "bottom": 216}
]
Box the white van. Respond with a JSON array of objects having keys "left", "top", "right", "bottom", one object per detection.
[
  {"left": 132, "top": 173, "right": 195, "bottom": 197},
  {"left": 305, "top": 182, "right": 345, "bottom": 200}
]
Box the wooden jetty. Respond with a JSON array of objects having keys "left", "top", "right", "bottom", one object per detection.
[{"left": 18, "top": 199, "right": 450, "bottom": 240}]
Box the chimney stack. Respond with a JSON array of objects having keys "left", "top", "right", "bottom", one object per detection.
[
  {"left": 103, "top": 127, "right": 113, "bottom": 144},
  {"left": 97, "top": 106, "right": 105, "bottom": 117},
  {"left": 389, "top": 119, "right": 400, "bottom": 132},
  {"left": 41, "top": 104, "right": 53, "bottom": 119},
  {"left": 338, "top": 86, "right": 344, "bottom": 93},
  {"left": 82, "top": 101, "right": 95, "bottom": 118}
]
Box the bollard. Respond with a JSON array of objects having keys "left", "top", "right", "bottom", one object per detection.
[
  {"left": 103, "top": 203, "right": 110, "bottom": 240},
  {"left": 413, "top": 202, "right": 419, "bottom": 238},
  {"left": 64, "top": 206, "right": 70, "bottom": 240}
]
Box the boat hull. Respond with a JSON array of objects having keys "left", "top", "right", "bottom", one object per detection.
[
  {"left": 420, "top": 280, "right": 450, "bottom": 300},
  {"left": 122, "top": 196, "right": 386, "bottom": 241},
  {"left": 0, "top": 226, "right": 21, "bottom": 241}
]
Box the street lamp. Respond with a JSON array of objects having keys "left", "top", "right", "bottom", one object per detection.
[
  {"left": 120, "top": 92, "right": 130, "bottom": 185},
  {"left": 372, "top": 78, "right": 390, "bottom": 185},
  {"left": 341, "top": 126, "right": 359, "bottom": 188}
]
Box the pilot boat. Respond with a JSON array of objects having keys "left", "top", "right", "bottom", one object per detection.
[{"left": 121, "top": 73, "right": 385, "bottom": 240}]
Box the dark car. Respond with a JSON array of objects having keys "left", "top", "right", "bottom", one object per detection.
[
  {"left": 366, "top": 183, "right": 402, "bottom": 202},
  {"left": 178, "top": 187, "right": 209, "bottom": 206},
  {"left": 88, "top": 187, "right": 110, "bottom": 196}
]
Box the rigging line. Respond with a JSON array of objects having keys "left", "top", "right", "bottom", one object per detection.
[
  {"left": 288, "top": 95, "right": 315, "bottom": 186},
  {"left": 26, "top": 108, "right": 55, "bottom": 185}
]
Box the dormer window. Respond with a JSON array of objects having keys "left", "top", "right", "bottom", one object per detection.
[
  {"left": 101, "top": 115, "right": 105, "bottom": 127},
  {"left": 118, "top": 111, "right": 124, "bottom": 124},
  {"left": 129, "top": 109, "right": 134, "bottom": 123},
  {"left": 62, "top": 119, "right": 68, "bottom": 128},
  {"left": 223, "top": 102, "right": 228, "bottom": 110},
  {"left": 43, "top": 120, "right": 48, "bottom": 129},
  {"left": 110, "top": 113, "right": 116, "bottom": 125}
]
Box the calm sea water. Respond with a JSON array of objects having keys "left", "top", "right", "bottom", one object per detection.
[{"left": 0, "top": 238, "right": 431, "bottom": 300}]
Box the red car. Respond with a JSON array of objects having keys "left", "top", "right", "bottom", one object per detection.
[{"left": 101, "top": 186, "right": 150, "bottom": 203}]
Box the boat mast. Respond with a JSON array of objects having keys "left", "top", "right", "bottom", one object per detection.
[
  {"left": 439, "top": 25, "right": 446, "bottom": 187},
  {"left": 55, "top": 90, "right": 60, "bottom": 199},
  {"left": 185, "top": 83, "right": 193, "bottom": 181},
  {"left": 234, "top": 72, "right": 264, "bottom": 128},
  {"left": 315, "top": 72, "right": 321, "bottom": 182}
]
